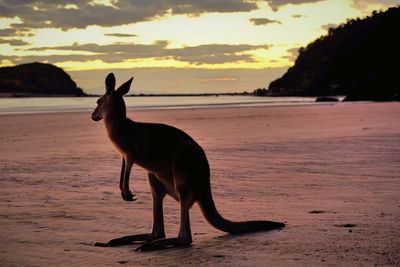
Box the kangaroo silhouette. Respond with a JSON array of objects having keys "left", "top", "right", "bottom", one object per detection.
[{"left": 92, "top": 73, "right": 285, "bottom": 251}]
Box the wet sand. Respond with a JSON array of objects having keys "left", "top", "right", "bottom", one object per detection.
[{"left": 1, "top": 102, "right": 399, "bottom": 266}]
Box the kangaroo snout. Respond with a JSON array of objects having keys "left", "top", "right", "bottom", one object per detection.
[{"left": 91, "top": 111, "right": 102, "bottom": 121}]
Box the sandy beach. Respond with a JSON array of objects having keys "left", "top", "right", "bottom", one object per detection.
[{"left": 1, "top": 102, "right": 399, "bottom": 266}]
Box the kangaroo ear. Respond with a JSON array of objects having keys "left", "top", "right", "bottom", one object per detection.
[
  {"left": 116, "top": 77, "right": 133, "bottom": 96},
  {"left": 105, "top": 73, "right": 116, "bottom": 95}
]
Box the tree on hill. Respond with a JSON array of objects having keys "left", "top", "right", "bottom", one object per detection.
[
  {"left": 0, "top": 62, "right": 85, "bottom": 96},
  {"left": 268, "top": 7, "right": 400, "bottom": 101}
]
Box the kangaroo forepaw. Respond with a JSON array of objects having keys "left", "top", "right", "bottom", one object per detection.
[{"left": 121, "top": 191, "right": 136, "bottom": 202}]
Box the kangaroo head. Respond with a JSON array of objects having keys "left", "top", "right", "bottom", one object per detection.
[{"left": 92, "top": 73, "right": 133, "bottom": 121}]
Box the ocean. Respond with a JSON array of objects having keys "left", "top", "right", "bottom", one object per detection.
[{"left": 0, "top": 95, "right": 322, "bottom": 115}]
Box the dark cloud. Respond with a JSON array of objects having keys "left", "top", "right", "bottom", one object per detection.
[
  {"left": 0, "top": 28, "right": 15, "bottom": 36},
  {"left": 168, "top": 44, "right": 266, "bottom": 64},
  {"left": 169, "top": 0, "right": 257, "bottom": 14},
  {"left": 321, "top": 23, "right": 338, "bottom": 31},
  {"left": 25, "top": 41, "right": 170, "bottom": 62},
  {"left": 104, "top": 33, "right": 138, "bottom": 37},
  {"left": 20, "top": 42, "right": 270, "bottom": 64},
  {"left": 266, "top": 0, "right": 323, "bottom": 11},
  {"left": 0, "top": 38, "right": 30, "bottom": 46},
  {"left": 282, "top": 47, "right": 299, "bottom": 61},
  {"left": 250, "top": 18, "right": 281, "bottom": 25},
  {"left": 352, "top": 0, "right": 400, "bottom": 10},
  {"left": 292, "top": 14, "right": 306, "bottom": 18},
  {"left": 28, "top": 41, "right": 169, "bottom": 54},
  {"left": 169, "top": 44, "right": 270, "bottom": 63},
  {"left": 0, "top": 0, "right": 259, "bottom": 30},
  {"left": 0, "top": 54, "right": 89, "bottom": 64},
  {"left": 0, "top": 27, "right": 34, "bottom": 37}
]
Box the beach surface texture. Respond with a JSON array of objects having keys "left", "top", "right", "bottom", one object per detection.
[{"left": 1, "top": 103, "right": 399, "bottom": 266}]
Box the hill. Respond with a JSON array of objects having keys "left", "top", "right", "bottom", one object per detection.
[
  {"left": 268, "top": 7, "right": 400, "bottom": 101},
  {"left": 0, "top": 62, "right": 85, "bottom": 97}
]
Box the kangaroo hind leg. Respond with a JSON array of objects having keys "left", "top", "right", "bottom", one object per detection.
[
  {"left": 95, "top": 173, "right": 167, "bottom": 247},
  {"left": 134, "top": 181, "right": 194, "bottom": 251}
]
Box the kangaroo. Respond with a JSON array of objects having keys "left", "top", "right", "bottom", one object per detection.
[{"left": 92, "top": 73, "right": 285, "bottom": 251}]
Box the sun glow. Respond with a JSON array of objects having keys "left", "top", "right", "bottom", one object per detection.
[{"left": 0, "top": 0, "right": 397, "bottom": 93}]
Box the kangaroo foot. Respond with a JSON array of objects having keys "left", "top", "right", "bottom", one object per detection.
[
  {"left": 121, "top": 190, "right": 136, "bottom": 202},
  {"left": 134, "top": 238, "right": 192, "bottom": 252},
  {"left": 95, "top": 233, "right": 154, "bottom": 247}
]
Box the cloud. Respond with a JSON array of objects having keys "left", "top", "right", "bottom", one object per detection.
[
  {"left": 249, "top": 18, "right": 281, "bottom": 25},
  {"left": 321, "top": 23, "right": 338, "bottom": 31},
  {"left": 168, "top": 44, "right": 270, "bottom": 64},
  {"left": 169, "top": 0, "right": 258, "bottom": 14},
  {"left": 13, "top": 42, "right": 271, "bottom": 65},
  {"left": 14, "top": 41, "right": 170, "bottom": 63},
  {"left": 0, "top": 27, "right": 34, "bottom": 37},
  {"left": 292, "top": 14, "right": 306, "bottom": 18},
  {"left": 104, "top": 33, "right": 138, "bottom": 37},
  {"left": 0, "top": 0, "right": 259, "bottom": 30},
  {"left": 266, "top": 0, "right": 324, "bottom": 11},
  {"left": 0, "top": 28, "right": 15, "bottom": 35},
  {"left": 0, "top": 38, "right": 30, "bottom": 46},
  {"left": 282, "top": 47, "right": 299, "bottom": 61},
  {"left": 25, "top": 41, "right": 170, "bottom": 63},
  {"left": 351, "top": 0, "right": 400, "bottom": 11}
]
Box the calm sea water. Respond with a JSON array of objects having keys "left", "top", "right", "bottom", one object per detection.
[{"left": 0, "top": 95, "right": 320, "bottom": 115}]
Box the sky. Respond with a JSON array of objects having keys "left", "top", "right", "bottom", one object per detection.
[{"left": 0, "top": 0, "right": 399, "bottom": 94}]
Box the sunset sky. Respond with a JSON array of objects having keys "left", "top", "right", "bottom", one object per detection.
[{"left": 0, "top": 0, "right": 398, "bottom": 94}]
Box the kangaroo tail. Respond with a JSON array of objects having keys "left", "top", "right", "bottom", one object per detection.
[{"left": 198, "top": 191, "right": 285, "bottom": 234}]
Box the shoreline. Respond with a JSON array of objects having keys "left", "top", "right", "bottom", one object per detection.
[
  {"left": 0, "top": 101, "right": 325, "bottom": 116},
  {"left": 0, "top": 95, "right": 371, "bottom": 116},
  {"left": 0, "top": 101, "right": 373, "bottom": 116},
  {"left": 0, "top": 95, "right": 318, "bottom": 115}
]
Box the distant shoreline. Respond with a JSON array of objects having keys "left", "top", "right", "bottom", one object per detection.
[
  {"left": 0, "top": 92, "right": 348, "bottom": 98},
  {"left": 0, "top": 92, "right": 251, "bottom": 98},
  {"left": 0, "top": 95, "right": 322, "bottom": 115},
  {"left": 0, "top": 93, "right": 87, "bottom": 98}
]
